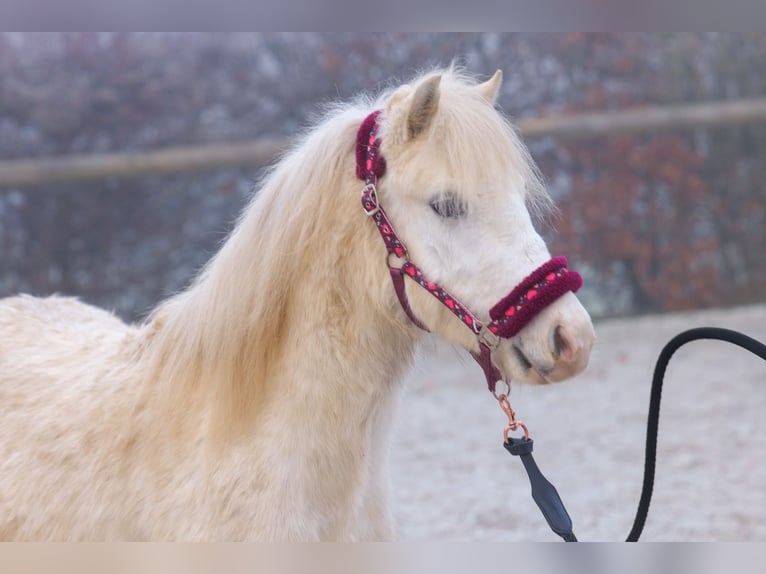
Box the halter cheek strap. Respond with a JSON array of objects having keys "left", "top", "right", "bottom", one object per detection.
[{"left": 356, "top": 111, "right": 583, "bottom": 393}]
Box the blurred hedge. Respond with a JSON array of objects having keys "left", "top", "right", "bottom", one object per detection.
[{"left": 1, "top": 33, "right": 765, "bottom": 319}]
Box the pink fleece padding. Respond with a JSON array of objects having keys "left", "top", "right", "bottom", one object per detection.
[{"left": 355, "top": 111, "right": 387, "bottom": 180}]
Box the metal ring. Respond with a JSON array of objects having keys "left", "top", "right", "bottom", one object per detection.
[
  {"left": 492, "top": 380, "right": 511, "bottom": 401},
  {"left": 387, "top": 251, "right": 408, "bottom": 269},
  {"left": 504, "top": 420, "right": 530, "bottom": 443}
]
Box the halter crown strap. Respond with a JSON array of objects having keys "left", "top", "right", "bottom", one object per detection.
[{"left": 355, "top": 111, "right": 583, "bottom": 393}]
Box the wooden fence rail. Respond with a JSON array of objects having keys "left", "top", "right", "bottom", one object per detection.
[{"left": 3, "top": 98, "right": 766, "bottom": 188}]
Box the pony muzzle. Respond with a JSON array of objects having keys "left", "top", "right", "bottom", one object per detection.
[{"left": 484, "top": 258, "right": 588, "bottom": 385}]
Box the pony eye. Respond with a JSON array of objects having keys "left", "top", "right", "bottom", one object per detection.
[{"left": 429, "top": 193, "right": 466, "bottom": 219}]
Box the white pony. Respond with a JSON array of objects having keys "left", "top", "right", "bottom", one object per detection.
[{"left": 0, "top": 68, "right": 595, "bottom": 540}]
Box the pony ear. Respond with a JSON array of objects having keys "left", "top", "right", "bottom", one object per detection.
[
  {"left": 476, "top": 69, "right": 503, "bottom": 104},
  {"left": 407, "top": 75, "right": 441, "bottom": 139},
  {"left": 386, "top": 84, "right": 412, "bottom": 112}
]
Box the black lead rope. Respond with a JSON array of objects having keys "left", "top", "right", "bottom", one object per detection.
[{"left": 504, "top": 326, "right": 766, "bottom": 542}]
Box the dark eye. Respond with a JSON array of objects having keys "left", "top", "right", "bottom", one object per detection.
[{"left": 429, "top": 193, "right": 466, "bottom": 219}]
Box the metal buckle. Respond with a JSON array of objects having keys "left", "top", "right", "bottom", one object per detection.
[
  {"left": 362, "top": 183, "right": 380, "bottom": 217},
  {"left": 387, "top": 251, "right": 408, "bottom": 269},
  {"left": 478, "top": 324, "right": 500, "bottom": 351}
]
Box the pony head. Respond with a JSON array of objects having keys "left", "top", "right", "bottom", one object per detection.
[{"left": 375, "top": 69, "right": 595, "bottom": 385}]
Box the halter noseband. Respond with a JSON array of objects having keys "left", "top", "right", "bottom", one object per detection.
[{"left": 356, "top": 111, "right": 583, "bottom": 393}]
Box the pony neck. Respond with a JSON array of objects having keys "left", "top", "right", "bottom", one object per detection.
[{"left": 144, "top": 107, "right": 419, "bottom": 436}]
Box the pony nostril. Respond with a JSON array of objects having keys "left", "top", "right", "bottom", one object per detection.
[{"left": 553, "top": 325, "right": 576, "bottom": 363}]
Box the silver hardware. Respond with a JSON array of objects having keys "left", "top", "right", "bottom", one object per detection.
[
  {"left": 492, "top": 380, "right": 511, "bottom": 401},
  {"left": 478, "top": 324, "right": 501, "bottom": 351},
  {"left": 387, "top": 251, "right": 408, "bottom": 269},
  {"left": 362, "top": 183, "right": 380, "bottom": 217}
]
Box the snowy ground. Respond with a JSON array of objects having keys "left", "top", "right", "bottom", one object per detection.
[{"left": 390, "top": 304, "right": 766, "bottom": 541}]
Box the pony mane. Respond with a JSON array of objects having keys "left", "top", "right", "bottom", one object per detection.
[
  {"left": 141, "top": 67, "right": 551, "bottom": 429},
  {"left": 143, "top": 100, "right": 373, "bottom": 426}
]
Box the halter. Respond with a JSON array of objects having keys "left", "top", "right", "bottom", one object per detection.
[{"left": 356, "top": 111, "right": 583, "bottom": 394}]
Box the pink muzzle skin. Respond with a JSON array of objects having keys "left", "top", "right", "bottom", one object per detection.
[{"left": 356, "top": 111, "right": 583, "bottom": 393}]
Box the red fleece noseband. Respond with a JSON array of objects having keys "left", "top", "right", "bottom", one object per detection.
[
  {"left": 355, "top": 110, "right": 387, "bottom": 180},
  {"left": 488, "top": 257, "right": 583, "bottom": 339}
]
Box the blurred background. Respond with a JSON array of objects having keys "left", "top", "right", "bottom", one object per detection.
[
  {"left": 1, "top": 32, "right": 765, "bottom": 320},
  {"left": 2, "top": 32, "right": 766, "bottom": 542}
]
